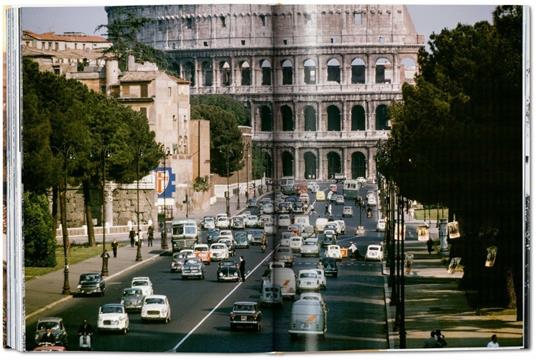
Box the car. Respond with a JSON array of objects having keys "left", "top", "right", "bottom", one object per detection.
[
  {"left": 268, "top": 260, "right": 286, "bottom": 269},
  {"left": 247, "top": 198, "right": 258, "bottom": 208},
  {"left": 206, "top": 228, "right": 221, "bottom": 244},
  {"left": 181, "top": 258, "right": 205, "bottom": 279},
  {"left": 315, "top": 218, "right": 329, "bottom": 232},
  {"left": 121, "top": 287, "right": 145, "bottom": 312},
  {"left": 170, "top": 251, "right": 190, "bottom": 273},
  {"left": 245, "top": 215, "right": 259, "bottom": 228},
  {"left": 315, "top": 191, "right": 326, "bottom": 201},
  {"left": 280, "top": 231, "right": 292, "bottom": 246},
  {"left": 130, "top": 277, "right": 153, "bottom": 297},
  {"left": 219, "top": 229, "right": 234, "bottom": 241},
  {"left": 210, "top": 242, "right": 230, "bottom": 261},
  {"left": 201, "top": 216, "right": 216, "bottom": 230},
  {"left": 277, "top": 202, "right": 290, "bottom": 214},
  {"left": 288, "top": 224, "right": 302, "bottom": 237},
  {"left": 216, "top": 214, "right": 230, "bottom": 229},
  {"left": 329, "top": 183, "right": 338, "bottom": 193},
  {"left": 342, "top": 206, "right": 353, "bottom": 217},
  {"left": 194, "top": 243, "right": 211, "bottom": 264},
  {"left": 366, "top": 193, "right": 377, "bottom": 206},
  {"left": 274, "top": 246, "right": 294, "bottom": 267},
  {"left": 218, "top": 237, "right": 236, "bottom": 256},
  {"left": 356, "top": 177, "right": 367, "bottom": 185},
  {"left": 229, "top": 302, "right": 262, "bottom": 331},
  {"left": 376, "top": 218, "right": 386, "bottom": 232},
  {"left": 321, "top": 258, "right": 338, "bottom": 277},
  {"left": 76, "top": 272, "right": 105, "bottom": 297},
  {"left": 297, "top": 269, "right": 321, "bottom": 292},
  {"left": 365, "top": 244, "right": 384, "bottom": 261},
  {"left": 231, "top": 216, "right": 245, "bottom": 229},
  {"left": 264, "top": 223, "right": 276, "bottom": 235},
  {"left": 335, "top": 194, "right": 345, "bottom": 204},
  {"left": 278, "top": 214, "right": 292, "bottom": 228},
  {"left": 325, "top": 244, "right": 342, "bottom": 261},
  {"left": 34, "top": 317, "right": 68, "bottom": 348},
  {"left": 293, "top": 201, "right": 305, "bottom": 213},
  {"left": 335, "top": 219, "right": 346, "bottom": 234},
  {"left": 97, "top": 304, "right": 129, "bottom": 334},
  {"left": 140, "top": 295, "right": 171, "bottom": 323},
  {"left": 234, "top": 231, "right": 251, "bottom": 249},
  {"left": 320, "top": 230, "right": 336, "bottom": 247},
  {"left": 289, "top": 236, "right": 302, "bottom": 253},
  {"left": 289, "top": 299, "right": 327, "bottom": 338},
  {"left": 260, "top": 279, "right": 283, "bottom": 306},
  {"left": 247, "top": 229, "right": 266, "bottom": 246},
  {"left": 217, "top": 259, "right": 240, "bottom": 282},
  {"left": 300, "top": 238, "right": 320, "bottom": 257},
  {"left": 299, "top": 292, "right": 327, "bottom": 309},
  {"left": 307, "top": 181, "right": 319, "bottom": 193},
  {"left": 261, "top": 202, "right": 274, "bottom": 214},
  {"left": 316, "top": 268, "right": 327, "bottom": 289},
  {"left": 299, "top": 192, "right": 310, "bottom": 205},
  {"left": 326, "top": 221, "right": 341, "bottom": 234}
]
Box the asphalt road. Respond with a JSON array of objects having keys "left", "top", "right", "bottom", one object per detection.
[{"left": 26, "top": 181, "right": 389, "bottom": 353}]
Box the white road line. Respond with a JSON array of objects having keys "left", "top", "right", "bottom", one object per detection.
[{"left": 169, "top": 250, "right": 275, "bottom": 352}]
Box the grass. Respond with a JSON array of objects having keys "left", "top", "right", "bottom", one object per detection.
[
  {"left": 24, "top": 243, "right": 124, "bottom": 281},
  {"left": 413, "top": 208, "right": 449, "bottom": 221}
]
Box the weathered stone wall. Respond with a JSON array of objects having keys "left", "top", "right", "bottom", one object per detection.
[{"left": 112, "top": 188, "right": 157, "bottom": 226}]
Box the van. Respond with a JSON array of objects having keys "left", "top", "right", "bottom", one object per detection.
[
  {"left": 289, "top": 299, "right": 327, "bottom": 339},
  {"left": 315, "top": 218, "right": 329, "bottom": 233},
  {"left": 270, "top": 268, "right": 296, "bottom": 299},
  {"left": 260, "top": 279, "right": 283, "bottom": 306}
]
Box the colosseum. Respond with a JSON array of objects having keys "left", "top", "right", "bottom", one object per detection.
[{"left": 107, "top": 4, "right": 424, "bottom": 181}]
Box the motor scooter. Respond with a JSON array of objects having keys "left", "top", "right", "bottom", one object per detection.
[{"left": 78, "top": 332, "right": 93, "bottom": 351}]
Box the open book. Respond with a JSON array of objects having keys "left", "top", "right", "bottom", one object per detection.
[{"left": 3, "top": 2, "right": 529, "bottom": 354}]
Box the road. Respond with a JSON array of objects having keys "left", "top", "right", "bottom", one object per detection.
[{"left": 26, "top": 181, "right": 389, "bottom": 353}]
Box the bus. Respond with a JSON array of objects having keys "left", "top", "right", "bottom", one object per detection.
[
  {"left": 171, "top": 219, "right": 198, "bottom": 252},
  {"left": 279, "top": 177, "right": 296, "bottom": 195},
  {"left": 343, "top": 180, "right": 360, "bottom": 200}
]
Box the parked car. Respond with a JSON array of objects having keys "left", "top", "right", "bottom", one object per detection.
[
  {"left": 181, "top": 258, "right": 205, "bottom": 279},
  {"left": 325, "top": 244, "right": 342, "bottom": 261},
  {"left": 76, "top": 272, "right": 105, "bottom": 297},
  {"left": 280, "top": 231, "right": 292, "bottom": 246},
  {"left": 121, "top": 287, "right": 145, "bottom": 312},
  {"left": 34, "top": 317, "right": 68, "bottom": 348},
  {"left": 321, "top": 258, "right": 338, "bottom": 277},
  {"left": 97, "top": 304, "right": 129, "bottom": 334},
  {"left": 293, "top": 201, "right": 305, "bottom": 213},
  {"left": 193, "top": 244, "right": 211, "bottom": 265},
  {"left": 234, "top": 231, "right": 251, "bottom": 249},
  {"left": 206, "top": 228, "right": 221, "bottom": 244},
  {"left": 229, "top": 302, "right": 262, "bottom": 331},
  {"left": 301, "top": 237, "right": 320, "bottom": 257},
  {"left": 210, "top": 243, "right": 230, "bottom": 261},
  {"left": 141, "top": 295, "right": 171, "bottom": 323},
  {"left": 365, "top": 244, "right": 384, "bottom": 261},
  {"left": 217, "top": 259, "right": 240, "bottom": 282},
  {"left": 342, "top": 206, "right": 353, "bottom": 217},
  {"left": 264, "top": 223, "right": 276, "bottom": 235},
  {"left": 297, "top": 269, "right": 321, "bottom": 292},
  {"left": 262, "top": 202, "right": 274, "bottom": 214},
  {"left": 274, "top": 246, "right": 294, "bottom": 267},
  {"left": 130, "top": 277, "right": 153, "bottom": 297}
]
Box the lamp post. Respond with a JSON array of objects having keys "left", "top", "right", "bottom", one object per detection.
[
  {"left": 100, "top": 146, "right": 110, "bottom": 277},
  {"left": 236, "top": 161, "right": 241, "bottom": 210},
  {"left": 135, "top": 146, "right": 144, "bottom": 262},
  {"left": 245, "top": 143, "right": 250, "bottom": 202},
  {"left": 161, "top": 148, "right": 170, "bottom": 250},
  {"left": 225, "top": 149, "right": 231, "bottom": 217}
]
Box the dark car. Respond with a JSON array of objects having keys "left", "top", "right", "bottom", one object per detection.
[
  {"left": 121, "top": 287, "right": 145, "bottom": 312},
  {"left": 234, "top": 231, "right": 250, "bottom": 249},
  {"left": 247, "top": 198, "right": 258, "bottom": 208},
  {"left": 77, "top": 272, "right": 105, "bottom": 296},
  {"left": 248, "top": 229, "right": 266, "bottom": 245},
  {"left": 322, "top": 258, "right": 339, "bottom": 277},
  {"left": 217, "top": 260, "right": 240, "bottom": 282},
  {"left": 293, "top": 201, "right": 305, "bottom": 213},
  {"left": 182, "top": 258, "right": 205, "bottom": 280},
  {"left": 229, "top": 301, "right": 262, "bottom": 331},
  {"left": 206, "top": 228, "right": 221, "bottom": 244},
  {"left": 34, "top": 317, "right": 68, "bottom": 348}
]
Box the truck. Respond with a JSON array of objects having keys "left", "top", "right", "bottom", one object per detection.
[{"left": 171, "top": 219, "right": 198, "bottom": 252}]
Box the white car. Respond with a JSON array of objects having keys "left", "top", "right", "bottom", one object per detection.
[
  {"left": 141, "top": 295, "right": 171, "bottom": 323},
  {"left": 289, "top": 236, "right": 302, "bottom": 253},
  {"left": 210, "top": 243, "right": 229, "bottom": 261},
  {"left": 219, "top": 230, "right": 234, "bottom": 241},
  {"left": 335, "top": 220, "right": 346, "bottom": 234},
  {"left": 98, "top": 303, "right": 129, "bottom": 334},
  {"left": 365, "top": 244, "right": 384, "bottom": 261},
  {"left": 300, "top": 238, "right": 320, "bottom": 257},
  {"left": 366, "top": 193, "right": 377, "bottom": 206},
  {"left": 297, "top": 269, "right": 321, "bottom": 292},
  {"left": 262, "top": 203, "right": 274, "bottom": 214},
  {"left": 307, "top": 181, "right": 319, "bottom": 193},
  {"left": 325, "top": 245, "right": 342, "bottom": 261},
  {"left": 268, "top": 261, "right": 286, "bottom": 269},
  {"left": 130, "top": 277, "right": 153, "bottom": 297},
  {"left": 202, "top": 216, "right": 216, "bottom": 230},
  {"left": 315, "top": 268, "right": 327, "bottom": 289},
  {"left": 246, "top": 215, "right": 259, "bottom": 228},
  {"left": 264, "top": 223, "right": 276, "bottom": 235},
  {"left": 216, "top": 214, "right": 230, "bottom": 229},
  {"left": 178, "top": 249, "right": 196, "bottom": 259},
  {"left": 376, "top": 219, "right": 386, "bottom": 232},
  {"left": 278, "top": 214, "right": 291, "bottom": 228},
  {"left": 326, "top": 221, "right": 342, "bottom": 235},
  {"left": 231, "top": 216, "right": 245, "bottom": 229},
  {"left": 280, "top": 232, "right": 292, "bottom": 247}
]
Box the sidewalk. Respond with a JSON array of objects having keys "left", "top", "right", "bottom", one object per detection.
[
  {"left": 25, "top": 196, "right": 259, "bottom": 320},
  {"left": 384, "top": 240, "right": 524, "bottom": 349}
]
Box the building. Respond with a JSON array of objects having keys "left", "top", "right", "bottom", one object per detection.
[{"left": 107, "top": 4, "right": 424, "bottom": 181}]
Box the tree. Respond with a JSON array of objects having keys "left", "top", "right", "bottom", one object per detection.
[
  {"left": 376, "top": 6, "right": 523, "bottom": 316},
  {"left": 191, "top": 95, "right": 250, "bottom": 126},
  {"left": 23, "top": 192, "right": 56, "bottom": 267}
]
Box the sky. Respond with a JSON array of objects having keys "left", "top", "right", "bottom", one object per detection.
[{"left": 19, "top": 3, "right": 496, "bottom": 50}]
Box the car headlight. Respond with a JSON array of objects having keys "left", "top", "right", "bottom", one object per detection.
[
  {"left": 77, "top": 285, "right": 82, "bottom": 289},
  {"left": 234, "top": 272, "right": 238, "bottom": 276},
  {"left": 219, "top": 272, "right": 223, "bottom": 276}
]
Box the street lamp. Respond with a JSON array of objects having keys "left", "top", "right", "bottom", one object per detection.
[
  {"left": 236, "top": 161, "right": 241, "bottom": 210},
  {"left": 161, "top": 148, "right": 171, "bottom": 250},
  {"left": 101, "top": 146, "right": 111, "bottom": 277},
  {"left": 245, "top": 143, "right": 250, "bottom": 202},
  {"left": 135, "top": 146, "right": 145, "bottom": 262}
]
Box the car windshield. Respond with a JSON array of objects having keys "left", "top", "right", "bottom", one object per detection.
[
  {"left": 185, "top": 259, "right": 200, "bottom": 265},
  {"left": 233, "top": 304, "right": 254, "bottom": 311},
  {"left": 235, "top": 232, "right": 247, "bottom": 241},
  {"left": 212, "top": 244, "right": 225, "bottom": 249},
  {"left": 304, "top": 240, "right": 316, "bottom": 246},
  {"left": 132, "top": 281, "right": 149, "bottom": 287},
  {"left": 145, "top": 298, "right": 165, "bottom": 305},
  {"left": 300, "top": 272, "right": 317, "bottom": 278},
  {"left": 195, "top": 246, "right": 208, "bottom": 251},
  {"left": 37, "top": 321, "right": 60, "bottom": 330},
  {"left": 123, "top": 289, "right": 142, "bottom": 296},
  {"left": 101, "top": 305, "right": 123, "bottom": 314},
  {"left": 369, "top": 246, "right": 381, "bottom": 251},
  {"left": 80, "top": 274, "right": 99, "bottom": 282}
]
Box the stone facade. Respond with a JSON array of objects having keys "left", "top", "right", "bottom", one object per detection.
[{"left": 107, "top": 4, "right": 424, "bottom": 181}]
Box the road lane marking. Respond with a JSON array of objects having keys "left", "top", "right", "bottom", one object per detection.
[{"left": 169, "top": 250, "right": 275, "bottom": 352}]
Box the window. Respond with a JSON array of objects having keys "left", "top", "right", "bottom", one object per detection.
[
  {"left": 375, "top": 104, "right": 389, "bottom": 130},
  {"left": 303, "top": 106, "right": 316, "bottom": 131},
  {"left": 140, "top": 107, "right": 147, "bottom": 118},
  {"left": 172, "top": 43, "right": 176, "bottom": 50},
  {"left": 204, "top": 41, "right": 208, "bottom": 47},
  {"left": 304, "top": 13, "right": 312, "bottom": 23},
  {"left": 260, "top": 14, "right": 266, "bottom": 26},
  {"left": 182, "top": 62, "right": 195, "bottom": 86},
  {"left": 202, "top": 61, "right": 213, "bottom": 86},
  {"left": 351, "top": 105, "right": 366, "bottom": 130},
  {"left": 354, "top": 12, "right": 362, "bottom": 25},
  {"left": 220, "top": 16, "right": 226, "bottom": 27},
  {"left": 281, "top": 105, "right": 294, "bottom": 131},
  {"left": 303, "top": 59, "right": 316, "bottom": 84},
  {"left": 351, "top": 58, "right": 366, "bottom": 84},
  {"left": 241, "top": 61, "right": 251, "bottom": 86},
  {"left": 282, "top": 60, "right": 293, "bottom": 85},
  {"left": 168, "top": 87, "right": 172, "bottom": 96},
  {"left": 375, "top": 58, "right": 392, "bottom": 84},
  {"left": 221, "top": 61, "right": 231, "bottom": 86},
  {"left": 241, "top": 40, "right": 246, "bottom": 45},
  {"left": 261, "top": 59, "right": 272, "bottom": 86},
  {"left": 283, "top": 39, "right": 288, "bottom": 45},
  {"left": 186, "top": 18, "right": 193, "bottom": 29},
  {"left": 141, "top": 84, "right": 148, "bottom": 97},
  {"left": 400, "top": 57, "right": 417, "bottom": 83},
  {"left": 260, "top": 105, "right": 273, "bottom": 131},
  {"left": 327, "top": 105, "right": 341, "bottom": 131},
  {"left": 327, "top": 58, "right": 341, "bottom": 83}
]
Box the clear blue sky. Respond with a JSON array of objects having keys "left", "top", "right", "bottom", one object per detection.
[{"left": 21, "top": 5, "right": 495, "bottom": 49}]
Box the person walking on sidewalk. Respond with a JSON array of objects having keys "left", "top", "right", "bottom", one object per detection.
[
  {"left": 147, "top": 225, "right": 154, "bottom": 247},
  {"left": 424, "top": 330, "right": 447, "bottom": 348},
  {"left": 426, "top": 238, "right": 433, "bottom": 254},
  {"left": 129, "top": 229, "right": 135, "bottom": 247},
  {"left": 239, "top": 256, "right": 246, "bottom": 282},
  {"left": 111, "top": 240, "right": 118, "bottom": 258},
  {"left": 486, "top": 334, "right": 500, "bottom": 348}
]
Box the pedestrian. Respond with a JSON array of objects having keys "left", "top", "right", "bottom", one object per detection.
[
  {"left": 435, "top": 329, "right": 447, "bottom": 348},
  {"left": 147, "top": 225, "right": 154, "bottom": 247},
  {"left": 129, "top": 229, "right": 135, "bottom": 247},
  {"left": 486, "top": 334, "right": 499, "bottom": 348},
  {"left": 426, "top": 238, "right": 433, "bottom": 254},
  {"left": 111, "top": 240, "right": 118, "bottom": 258},
  {"left": 239, "top": 256, "right": 246, "bottom": 282},
  {"left": 424, "top": 330, "right": 440, "bottom": 348}
]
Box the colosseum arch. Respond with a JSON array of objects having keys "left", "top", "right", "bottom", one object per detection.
[
  {"left": 260, "top": 59, "right": 272, "bottom": 85},
  {"left": 281, "top": 105, "right": 294, "bottom": 131},
  {"left": 303, "top": 105, "right": 316, "bottom": 131},
  {"left": 281, "top": 150, "right": 294, "bottom": 177},
  {"left": 220, "top": 61, "right": 232, "bottom": 86},
  {"left": 351, "top": 105, "right": 366, "bottom": 130},
  {"left": 327, "top": 58, "right": 341, "bottom": 83},
  {"left": 351, "top": 58, "right": 366, "bottom": 84},
  {"left": 201, "top": 61, "right": 213, "bottom": 86},
  {"left": 303, "top": 58, "right": 317, "bottom": 84},
  {"left": 375, "top": 104, "right": 389, "bottom": 130},
  {"left": 327, "top": 151, "right": 342, "bottom": 179},
  {"left": 400, "top": 57, "right": 417, "bottom": 84},
  {"left": 351, "top": 151, "right": 367, "bottom": 179},
  {"left": 281, "top": 59, "right": 293, "bottom": 85},
  {"left": 303, "top": 151, "right": 317, "bottom": 179},
  {"left": 181, "top": 61, "right": 195, "bottom": 86},
  {"left": 375, "top": 58, "right": 392, "bottom": 84},
  {"left": 327, "top": 105, "right": 341, "bottom": 131},
  {"left": 240, "top": 61, "right": 251, "bottom": 86},
  {"left": 262, "top": 150, "right": 273, "bottom": 178},
  {"left": 259, "top": 105, "right": 273, "bottom": 131}
]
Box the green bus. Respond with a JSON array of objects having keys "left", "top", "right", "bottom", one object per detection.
[{"left": 343, "top": 180, "right": 360, "bottom": 200}]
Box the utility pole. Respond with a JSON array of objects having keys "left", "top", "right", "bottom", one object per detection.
[
  {"left": 100, "top": 147, "right": 110, "bottom": 277},
  {"left": 135, "top": 147, "right": 143, "bottom": 262}
]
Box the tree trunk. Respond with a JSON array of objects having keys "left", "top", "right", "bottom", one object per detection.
[
  {"left": 51, "top": 186, "right": 59, "bottom": 239},
  {"left": 505, "top": 267, "right": 517, "bottom": 309},
  {"left": 83, "top": 179, "right": 96, "bottom": 247}
]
